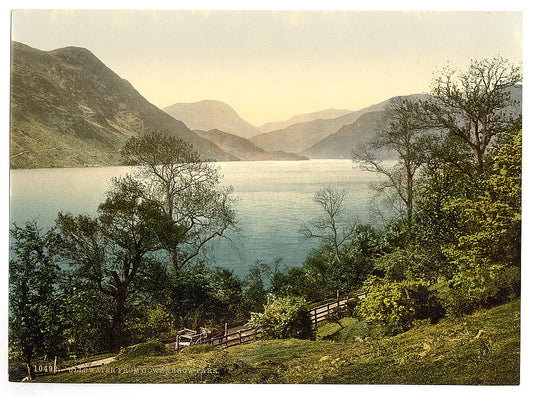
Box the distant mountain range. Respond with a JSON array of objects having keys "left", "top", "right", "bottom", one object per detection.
[
  {"left": 249, "top": 94, "right": 431, "bottom": 157},
  {"left": 10, "top": 41, "right": 521, "bottom": 169},
  {"left": 196, "top": 129, "right": 308, "bottom": 161},
  {"left": 257, "top": 108, "right": 353, "bottom": 133},
  {"left": 164, "top": 100, "right": 260, "bottom": 139},
  {"left": 10, "top": 41, "right": 236, "bottom": 168}
]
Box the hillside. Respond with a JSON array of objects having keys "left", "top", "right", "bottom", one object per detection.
[
  {"left": 36, "top": 300, "right": 520, "bottom": 384},
  {"left": 257, "top": 108, "right": 353, "bottom": 133},
  {"left": 250, "top": 94, "right": 430, "bottom": 156},
  {"left": 303, "top": 111, "right": 389, "bottom": 159},
  {"left": 10, "top": 42, "right": 236, "bottom": 169},
  {"left": 196, "top": 129, "right": 308, "bottom": 161},
  {"left": 164, "top": 100, "right": 260, "bottom": 139}
]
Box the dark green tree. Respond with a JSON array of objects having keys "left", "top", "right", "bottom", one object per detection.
[
  {"left": 55, "top": 178, "right": 164, "bottom": 351},
  {"left": 9, "top": 222, "right": 62, "bottom": 380}
]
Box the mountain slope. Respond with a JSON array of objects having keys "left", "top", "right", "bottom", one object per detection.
[
  {"left": 250, "top": 95, "right": 430, "bottom": 155},
  {"left": 258, "top": 108, "right": 353, "bottom": 133},
  {"left": 302, "top": 111, "right": 388, "bottom": 159},
  {"left": 163, "top": 100, "right": 260, "bottom": 139},
  {"left": 196, "top": 129, "right": 308, "bottom": 161},
  {"left": 10, "top": 42, "right": 236, "bottom": 169}
]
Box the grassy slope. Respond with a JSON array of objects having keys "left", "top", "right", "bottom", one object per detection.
[{"left": 35, "top": 300, "right": 520, "bottom": 384}]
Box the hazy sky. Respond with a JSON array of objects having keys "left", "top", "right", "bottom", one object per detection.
[{"left": 11, "top": 10, "right": 522, "bottom": 126}]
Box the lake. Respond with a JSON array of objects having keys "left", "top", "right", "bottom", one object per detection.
[{"left": 9, "top": 159, "right": 387, "bottom": 277}]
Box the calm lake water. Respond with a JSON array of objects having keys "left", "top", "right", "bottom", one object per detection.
[{"left": 10, "top": 159, "right": 387, "bottom": 277}]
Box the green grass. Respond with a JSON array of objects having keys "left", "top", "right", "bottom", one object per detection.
[{"left": 33, "top": 299, "right": 520, "bottom": 384}]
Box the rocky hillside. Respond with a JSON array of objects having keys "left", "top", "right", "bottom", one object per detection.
[
  {"left": 164, "top": 100, "right": 260, "bottom": 139},
  {"left": 196, "top": 129, "right": 308, "bottom": 161},
  {"left": 10, "top": 42, "right": 235, "bottom": 168}
]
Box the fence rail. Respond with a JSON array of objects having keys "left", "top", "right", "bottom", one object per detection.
[
  {"left": 310, "top": 292, "right": 366, "bottom": 325},
  {"left": 175, "top": 290, "right": 366, "bottom": 352}
]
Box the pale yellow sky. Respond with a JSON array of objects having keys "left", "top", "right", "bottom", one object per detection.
[{"left": 11, "top": 10, "right": 522, "bottom": 126}]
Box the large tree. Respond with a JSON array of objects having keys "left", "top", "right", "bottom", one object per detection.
[
  {"left": 9, "top": 222, "right": 62, "bottom": 379},
  {"left": 120, "top": 132, "right": 236, "bottom": 273},
  {"left": 420, "top": 57, "right": 521, "bottom": 176},
  {"left": 55, "top": 178, "right": 164, "bottom": 351},
  {"left": 354, "top": 97, "right": 429, "bottom": 222}
]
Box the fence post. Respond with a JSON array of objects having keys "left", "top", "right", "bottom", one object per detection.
[
  {"left": 337, "top": 290, "right": 340, "bottom": 311},
  {"left": 176, "top": 335, "right": 180, "bottom": 353},
  {"left": 239, "top": 329, "right": 242, "bottom": 345},
  {"left": 53, "top": 356, "right": 57, "bottom": 375},
  {"left": 224, "top": 322, "right": 228, "bottom": 336},
  {"left": 313, "top": 307, "right": 318, "bottom": 327}
]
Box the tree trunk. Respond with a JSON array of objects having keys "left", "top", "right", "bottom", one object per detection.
[
  {"left": 110, "top": 290, "right": 127, "bottom": 353},
  {"left": 25, "top": 356, "right": 35, "bottom": 380}
]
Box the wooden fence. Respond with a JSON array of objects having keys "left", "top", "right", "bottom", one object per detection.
[
  {"left": 309, "top": 292, "right": 367, "bottom": 326},
  {"left": 176, "top": 290, "right": 367, "bottom": 352},
  {"left": 209, "top": 327, "right": 258, "bottom": 349}
]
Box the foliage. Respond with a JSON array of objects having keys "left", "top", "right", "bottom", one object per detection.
[
  {"left": 120, "top": 131, "right": 236, "bottom": 272},
  {"left": 247, "top": 295, "right": 312, "bottom": 340},
  {"left": 357, "top": 276, "right": 442, "bottom": 335},
  {"left": 421, "top": 57, "right": 521, "bottom": 175},
  {"left": 440, "top": 131, "right": 521, "bottom": 312},
  {"left": 9, "top": 221, "right": 63, "bottom": 379}
]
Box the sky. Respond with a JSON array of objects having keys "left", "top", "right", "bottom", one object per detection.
[{"left": 10, "top": 9, "right": 522, "bottom": 127}]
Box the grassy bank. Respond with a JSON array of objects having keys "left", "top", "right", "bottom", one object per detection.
[{"left": 34, "top": 299, "right": 520, "bottom": 384}]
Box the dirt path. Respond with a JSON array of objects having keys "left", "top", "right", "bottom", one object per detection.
[{"left": 56, "top": 356, "right": 116, "bottom": 373}]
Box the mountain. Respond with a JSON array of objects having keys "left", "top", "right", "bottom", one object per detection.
[
  {"left": 195, "top": 129, "right": 308, "bottom": 161},
  {"left": 163, "top": 100, "right": 260, "bottom": 139},
  {"left": 10, "top": 42, "right": 236, "bottom": 169},
  {"left": 302, "top": 111, "right": 388, "bottom": 159},
  {"left": 250, "top": 94, "right": 430, "bottom": 155},
  {"left": 257, "top": 108, "right": 353, "bottom": 133}
]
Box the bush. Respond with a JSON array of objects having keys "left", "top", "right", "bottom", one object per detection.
[
  {"left": 357, "top": 276, "right": 442, "bottom": 335},
  {"left": 247, "top": 295, "right": 313, "bottom": 339}
]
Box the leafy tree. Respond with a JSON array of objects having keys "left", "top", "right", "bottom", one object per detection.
[
  {"left": 120, "top": 131, "right": 236, "bottom": 272},
  {"left": 354, "top": 97, "right": 429, "bottom": 222},
  {"left": 55, "top": 178, "right": 163, "bottom": 351},
  {"left": 300, "top": 186, "right": 358, "bottom": 261},
  {"left": 357, "top": 276, "right": 442, "bottom": 335},
  {"left": 9, "top": 222, "right": 62, "bottom": 379},
  {"left": 247, "top": 295, "right": 312, "bottom": 340},
  {"left": 441, "top": 130, "right": 521, "bottom": 310},
  {"left": 419, "top": 57, "right": 521, "bottom": 175}
]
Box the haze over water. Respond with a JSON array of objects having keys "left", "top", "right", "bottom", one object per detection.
[{"left": 10, "top": 159, "right": 387, "bottom": 276}]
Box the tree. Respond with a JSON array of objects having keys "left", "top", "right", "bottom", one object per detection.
[
  {"left": 441, "top": 130, "right": 521, "bottom": 310},
  {"left": 9, "top": 222, "right": 62, "bottom": 379},
  {"left": 55, "top": 177, "right": 164, "bottom": 352},
  {"left": 354, "top": 97, "right": 428, "bottom": 222},
  {"left": 300, "top": 186, "right": 358, "bottom": 261},
  {"left": 120, "top": 131, "right": 236, "bottom": 273},
  {"left": 420, "top": 57, "right": 521, "bottom": 175}
]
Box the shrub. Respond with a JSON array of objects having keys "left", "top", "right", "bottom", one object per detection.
[
  {"left": 357, "top": 276, "right": 442, "bottom": 335},
  {"left": 247, "top": 295, "right": 312, "bottom": 339}
]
